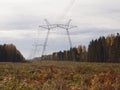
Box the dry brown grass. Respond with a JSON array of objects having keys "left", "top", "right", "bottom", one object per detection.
[{"left": 0, "top": 61, "right": 119, "bottom": 90}]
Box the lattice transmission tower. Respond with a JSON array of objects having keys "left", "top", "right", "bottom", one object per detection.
[
  {"left": 57, "top": 19, "right": 77, "bottom": 49},
  {"left": 32, "top": 42, "right": 43, "bottom": 57},
  {"left": 28, "top": 41, "right": 43, "bottom": 59},
  {"left": 39, "top": 19, "right": 57, "bottom": 58},
  {"left": 39, "top": 19, "right": 77, "bottom": 61},
  {"left": 57, "top": 19, "right": 77, "bottom": 61}
]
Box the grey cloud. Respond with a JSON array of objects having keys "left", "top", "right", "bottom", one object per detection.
[{"left": 70, "top": 28, "right": 120, "bottom": 35}]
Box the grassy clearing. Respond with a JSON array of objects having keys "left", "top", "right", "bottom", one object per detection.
[{"left": 0, "top": 61, "right": 119, "bottom": 90}]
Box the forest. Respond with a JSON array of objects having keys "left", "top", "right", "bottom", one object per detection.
[
  {"left": 0, "top": 33, "right": 119, "bottom": 62},
  {"left": 0, "top": 44, "right": 25, "bottom": 62},
  {"left": 41, "top": 33, "right": 120, "bottom": 63}
]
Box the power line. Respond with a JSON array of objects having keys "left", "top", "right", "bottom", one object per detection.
[{"left": 57, "top": 0, "right": 76, "bottom": 20}]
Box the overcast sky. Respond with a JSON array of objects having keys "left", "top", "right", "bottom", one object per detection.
[{"left": 0, "top": 0, "right": 120, "bottom": 59}]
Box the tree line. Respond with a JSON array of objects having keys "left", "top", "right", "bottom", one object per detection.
[
  {"left": 41, "top": 33, "right": 120, "bottom": 63},
  {"left": 88, "top": 33, "right": 120, "bottom": 62},
  {"left": 41, "top": 45, "right": 87, "bottom": 61},
  {"left": 0, "top": 44, "right": 25, "bottom": 62}
]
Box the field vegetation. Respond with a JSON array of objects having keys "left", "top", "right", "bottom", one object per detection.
[{"left": 0, "top": 61, "right": 119, "bottom": 90}]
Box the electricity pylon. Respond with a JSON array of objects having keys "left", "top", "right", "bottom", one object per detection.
[
  {"left": 32, "top": 43, "right": 43, "bottom": 57},
  {"left": 39, "top": 19, "right": 57, "bottom": 58},
  {"left": 27, "top": 42, "right": 43, "bottom": 59},
  {"left": 57, "top": 19, "right": 77, "bottom": 61}
]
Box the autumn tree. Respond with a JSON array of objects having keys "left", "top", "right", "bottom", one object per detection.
[
  {"left": 88, "top": 33, "right": 120, "bottom": 62},
  {"left": 0, "top": 44, "right": 25, "bottom": 62}
]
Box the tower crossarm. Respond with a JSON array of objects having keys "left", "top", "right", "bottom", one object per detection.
[
  {"left": 68, "top": 25, "right": 77, "bottom": 29},
  {"left": 57, "top": 24, "right": 77, "bottom": 30},
  {"left": 39, "top": 25, "right": 49, "bottom": 29},
  {"left": 39, "top": 24, "right": 57, "bottom": 29}
]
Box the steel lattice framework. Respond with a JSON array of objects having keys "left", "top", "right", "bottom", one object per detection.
[
  {"left": 39, "top": 19, "right": 57, "bottom": 58},
  {"left": 39, "top": 19, "right": 77, "bottom": 61}
]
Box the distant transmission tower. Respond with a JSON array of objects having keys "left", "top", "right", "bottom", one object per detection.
[
  {"left": 39, "top": 19, "right": 57, "bottom": 58},
  {"left": 28, "top": 41, "right": 43, "bottom": 59},
  {"left": 32, "top": 42, "right": 43, "bottom": 57},
  {"left": 57, "top": 19, "right": 77, "bottom": 61}
]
